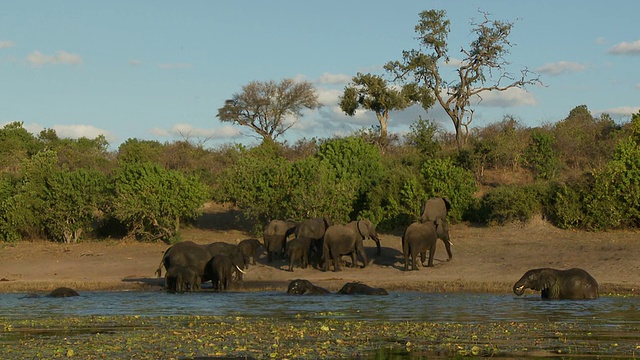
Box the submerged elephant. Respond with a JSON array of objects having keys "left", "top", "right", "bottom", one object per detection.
[
  {"left": 402, "top": 219, "right": 452, "bottom": 270},
  {"left": 286, "top": 279, "right": 330, "bottom": 295},
  {"left": 420, "top": 197, "right": 451, "bottom": 223},
  {"left": 322, "top": 219, "right": 381, "bottom": 272},
  {"left": 513, "top": 268, "right": 599, "bottom": 300},
  {"left": 47, "top": 287, "right": 80, "bottom": 298},
  {"left": 263, "top": 220, "right": 297, "bottom": 262},
  {"left": 337, "top": 282, "right": 388, "bottom": 295}
]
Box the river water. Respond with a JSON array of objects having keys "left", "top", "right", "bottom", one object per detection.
[{"left": 2, "top": 290, "right": 637, "bottom": 325}]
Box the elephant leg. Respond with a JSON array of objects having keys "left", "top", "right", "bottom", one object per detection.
[
  {"left": 288, "top": 256, "right": 294, "bottom": 272},
  {"left": 332, "top": 254, "right": 342, "bottom": 272},
  {"left": 302, "top": 252, "right": 308, "bottom": 269},
  {"left": 443, "top": 240, "right": 453, "bottom": 261},
  {"left": 420, "top": 251, "right": 426, "bottom": 266},
  {"left": 426, "top": 244, "right": 436, "bottom": 267}
]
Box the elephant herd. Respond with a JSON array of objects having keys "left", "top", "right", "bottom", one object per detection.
[{"left": 156, "top": 196, "right": 600, "bottom": 300}]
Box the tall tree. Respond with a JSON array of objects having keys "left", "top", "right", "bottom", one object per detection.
[
  {"left": 339, "top": 73, "right": 432, "bottom": 146},
  {"left": 385, "top": 9, "right": 541, "bottom": 149},
  {"left": 217, "top": 78, "right": 320, "bottom": 142}
]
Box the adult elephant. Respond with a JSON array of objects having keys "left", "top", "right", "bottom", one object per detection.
[
  {"left": 263, "top": 220, "right": 297, "bottom": 262},
  {"left": 322, "top": 219, "right": 381, "bottom": 272},
  {"left": 420, "top": 197, "right": 451, "bottom": 223},
  {"left": 402, "top": 219, "right": 452, "bottom": 271},
  {"left": 206, "top": 242, "right": 246, "bottom": 281},
  {"left": 295, "top": 217, "right": 333, "bottom": 263},
  {"left": 286, "top": 279, "right": 330, "bottom": 295},
  {"left": 47, "top": 287, "right": 80, "bottom": 298},
  {"left": 513, "top": 268, "right": 599, "bottom": 300},
  {"left": 286, "top": 237, "right": 313, "bottom": 272},
  {"left": 205, "top": 255, "right": 235, "bottom": 291},
  {"left": 156, "top": 241, "right": 244, "bottom": 283}
]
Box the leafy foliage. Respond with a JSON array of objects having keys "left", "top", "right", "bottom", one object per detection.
[
  {"left": 420, "top": 158, "right": 477, "bottom": 222},
  {"left": 476, "top": 184, "right": 548, "bottom": 225},
  {"left": 112, "top": 162, "right": 210, "bottom": 242}
]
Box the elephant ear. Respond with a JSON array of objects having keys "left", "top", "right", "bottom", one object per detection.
[
  {"left": 356, "top": 220, "right": 368, "bottom": 239},
  {"left": 442, "top": 197, "right": 452, "bottom": 213}
]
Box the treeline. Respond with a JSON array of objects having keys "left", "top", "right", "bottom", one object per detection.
[{"left": 1, "top": 105, "right": 639, "bottom": 243}]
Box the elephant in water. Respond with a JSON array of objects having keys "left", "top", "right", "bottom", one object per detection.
[
  {"left": 286, "top": 279, "right": 330, "bottom": 295},
  {"left": 322, "top": 219, "right": 381, "bottom": 272},
  {"left": 402, "top": 219, "right": 452, "bottom": 270},
  {"left": 420, "top": 197, "right": 451, "bottom": 223},
  {"left": 337, "top": 282, "right": 388, "bottom": 295},
  {"left": 47, "top": 287, "right": 79, "bottom": 298},
  {"left": 513, "top": 268, "right": 599, "bottom": 300}
]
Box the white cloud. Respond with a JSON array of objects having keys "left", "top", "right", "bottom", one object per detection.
[
  {"left": 316, "top": 72, "right": 351, "bottom": 85},
  {"left": 0, "top": 40, "right": 15, "bottom": 48},
  {"left": 608, "top": 40, "right": 640, "bottom": 55},
  {"left": 129, "top": 59, "right": 142, "bottom": 66},
  {"left": 535, "top": 61, "right": 587, "bottom": 75},
  {"left": 471, "top": 87, "right": 537, "bottom": 108},
  {"left": 27, "top": 50, "right": 83, "bottom": 66},
  {"left": 151, "top": 123, "right": 241, "bottom": 140},
  {"left": 600, "top": 106, "right": 640, "bottom": 116},
  {"left": 54, "top": 124, "right": 116, "bottom": 142},
  {"left": 595, "top": 37, "right": 606, "bottom": 45},
  {"left": 158, "top": 63, "right": 192, "bottom": 69}
]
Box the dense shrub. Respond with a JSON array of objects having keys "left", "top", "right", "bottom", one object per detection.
[
  {"left": 525, "top": 129, "right": 559, "bottom": 181},
  {"left": 420, "top": 158, "right": 477, "bottom": 222},
  {"left": 111, "top": 162, "right": 210, "bottom": 242},
  {"left": 476, "top": 184, "right": 548, "bottom": 225}
]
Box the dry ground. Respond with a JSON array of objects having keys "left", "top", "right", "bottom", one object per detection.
[{"left": 1, "top": 203, "right": 639, "bottom": 295}]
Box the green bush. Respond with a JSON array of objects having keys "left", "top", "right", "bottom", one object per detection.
[
  {"left": 420, "top": 158, "right": 477, "bottom": 222},
  {"left": 547, "top": 180, "right": 590, "bottom": 229},
  {"left": 112, "top": 162, "right": 210, "bottom": 242},
  {"left": 41, "top": 169, "right": 109, "bottom": 243},
  {"left": 0, "top": 175, "right": 21, "bottom": 242},
  {"left": 477, "top": 184, "right": 547, "bottom": 225},
  {"left": 525, "top": 129, "right": 558, "bottom": 181}
]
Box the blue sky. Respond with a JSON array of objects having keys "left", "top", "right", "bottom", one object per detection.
[{"left": 1, "top": 1, "right": 638, "bottom": 149}]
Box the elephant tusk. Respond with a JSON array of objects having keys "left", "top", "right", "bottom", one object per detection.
[{"left": 235, "top": 264, "right": 247, "bottom": 274}]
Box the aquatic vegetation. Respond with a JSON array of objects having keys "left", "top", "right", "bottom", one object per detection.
[{"left": 1, "top": 315, "right": 639, "bottom": 359}]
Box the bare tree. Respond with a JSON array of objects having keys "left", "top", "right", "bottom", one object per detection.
[
  {"left": 385, "top": 9, "right": 541, "bottom": 149},
  {"left": 217, "top": 78, "right": 320, "bottom": 142}
]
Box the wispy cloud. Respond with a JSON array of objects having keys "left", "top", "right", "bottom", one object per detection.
[
  {"left": 53, "top": 124, "right": 116, "bottom": 142},
  {"left": 129, "top": 59, "right": 142, "bottom": 66},
  {"left": 27, "top": 50, "right": 83, "bottom": 66},
  {"left": 535, "top": 61, "right": 587, "bottom": 75},
  {"left": 608, "top": 40, "right": 640, "bottom": 55},
  {"left": 600, "top": 106, "right": 640, "bottom": 116},
  {"left": 158, "top": 63, "right": 192, "bottom": 69},
  {"left": 150, "top": 123, "right": 240, "bottom": 140},
  {"left": 0, "top": 40, "right": 15, "bottom": 48},
  {"left": 316, "top": 72, "right": 351, "bottom": 85},
  {"left": 472, "top": 87, "right": 537, "bottom": 108}
]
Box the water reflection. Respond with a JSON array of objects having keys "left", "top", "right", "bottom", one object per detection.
[{"left": 2, "top": 291, "right": 638, "bottom": 326}]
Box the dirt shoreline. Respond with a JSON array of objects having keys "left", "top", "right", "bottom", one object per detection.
[{"left": 2, "top": 214, "right": 639, "bottom": 296}]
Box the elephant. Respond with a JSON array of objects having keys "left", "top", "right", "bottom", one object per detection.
[
  {"left": 286, "top": 279, "right": 330, "bottom": 295},
  {"left": 156, "top": 241, "right": 244, "bottom": 284},
  {"left": 47, "top": 287, "right": 79, "bottom": 298},
  {"left": 513, "top": 268, "right": 599, "bottom": 300},
  {"left": 337, "top": 282, "right": 388, "bottom": 295},
  {"left": 286, "top": 237, "right": 313, "bottom": 272},
  {"left": 237, "top": 238, "right": 263, "bottom": 268},
  {"left": 263, "top": 220, "right": 297, "bottom": 262},
  {"left": 402, "top": 219, "right": 452, "bottom": 271},
  {"left": 206, "top": 242, "right": 247, "bottom": 281},
  {"left": 205, "top": 255, "right": 235, "bottom": 291},
  {"left": 165, "top": 265, "right": 200, "bottom": 293},
  {"left": 322, "top": 219, "right": 381, "bottom": 272},
  {"left": 420, "top": 197, "right": 451, "bottom": 223},
  {"left": 295, "top": 217, "right": 333, "bottom": 260}
]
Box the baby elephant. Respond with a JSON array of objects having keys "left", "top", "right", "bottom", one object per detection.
[
  {"left": 238, "top": 238, "right": 263, "bottom": 268},
  {"left": 513, "top": 267, "right": 599, "bottom": 300},
  {"left": 286, "top": 279, "right": 330, "bottom": 295},
  {"left": 165, "top": 265, "right": 201, "bottom": 293},
  {"left": 338, "top": 282, "right": 388, "bottom": 295},
  {"left": 286, "top": 237, "right": 314, "bottom": 272}
]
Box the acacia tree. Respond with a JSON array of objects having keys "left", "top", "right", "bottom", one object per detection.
[
  {"left": 217, "top": 78, "right": 320, "bottom": 142},
  {"left": 385, "top": 9, "right": 541, "bottom": 149},
  {"left": 339, "top": 73, "right": 432, "bottom": 146}
]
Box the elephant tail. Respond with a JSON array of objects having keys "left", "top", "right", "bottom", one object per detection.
[{"left": 156, "top": 247, "right": 171, "bottom": 277}]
